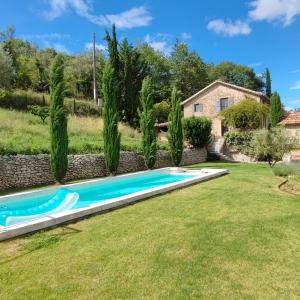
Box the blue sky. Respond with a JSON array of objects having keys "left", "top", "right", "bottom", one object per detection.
[{"left": 1, "top": 0, "right": 300, "bottom": 109}]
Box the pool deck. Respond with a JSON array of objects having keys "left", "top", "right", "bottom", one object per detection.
[{"left": 0, "top": 168, "right": 229, "bottom": 241}]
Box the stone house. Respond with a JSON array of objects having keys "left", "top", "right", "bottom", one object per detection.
[
  {"left": 280, "top": 112, "right": 300, "bottom": 138},
  {"left": 182, "top": 80, "right": 269, "bottom": 138}
]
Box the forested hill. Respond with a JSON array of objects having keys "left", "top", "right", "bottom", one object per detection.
[{"left": 0, "top": 25, "right": 265, "bottom": 103}]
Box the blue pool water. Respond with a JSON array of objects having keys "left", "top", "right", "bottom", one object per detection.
[{"left": 0, "top": 171, "right": 194, "bottom": 227}]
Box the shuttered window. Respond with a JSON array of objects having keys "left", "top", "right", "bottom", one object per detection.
[{"left": 194, "top": 103, "right": 203, "bottom": 112}]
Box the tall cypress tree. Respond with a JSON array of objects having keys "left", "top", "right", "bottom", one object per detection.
[
  {"left": 168, "top": 87, "right": 183, "bottom": 166},
  {"left": 266, "top": 68, "right": 272, "bottom": 98},
  {"left": 105, "top": 24, "right": 121, "bottom": 114},
  {"left": 140, "top": 77, "right": 157, "bottom": 169},
  {"left": 270, "top": 92, "right": 283, "bottom": 127},
  {"left": 49, "top": 54, "right": 68, "bottom": 182},
  {"left": 102, "top": 61, "right": 121, "bottom": 175},
  {"left": 120, "top": 38, "right": 144, "bottom": 127}
]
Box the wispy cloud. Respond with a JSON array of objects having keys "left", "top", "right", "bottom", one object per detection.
[
  {"left": 42, "top": 0, "right": 152, "bottom": 29},
  {"left": 286, "top": 99, "right": 300, "bottom": 104},
  {"left": 290, "top": 69, "right": 300, "bottom": 74},
  {"left": 248, "top": 62, "right": 263, "bottom": 68},
  {"left": 249, "top": 0, "right": 300, "bottom": 26},
  {"left": 290, "top": 81, "right": 300, "bottom": 90},
  {"left": 207, "top": 19, "right": 252, "bottom": 37},
  {"left": 144, "top": 34, "right": 173, "bottom": 55},
  {"left": 85, "top": 42, "right": 106, "bottom": 52},
  {"left": 181, "top": 32, "right": 192, "bottom": 39},
  {"left": 20, "top": 33, "right": 71, "bottom": 40}
]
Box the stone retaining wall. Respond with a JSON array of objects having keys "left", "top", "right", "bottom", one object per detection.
[{"left": 0, "top": 148, "right": 206, "bottom": 191}]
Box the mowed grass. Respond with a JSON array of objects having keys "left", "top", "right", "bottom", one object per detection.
[
  {"left": 0, "top": 108, "right": 167, "bottom": 154},
  {"left": 0, "top": 162, "right": 299, "bottom": 299}
]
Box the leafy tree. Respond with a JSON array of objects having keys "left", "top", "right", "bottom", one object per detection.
[
  {"left": 0, "top": 44, "right": 14, "bottom": 88},
  {"left": 183, "top": 117, "right": 212, "bottom": 148},
  {"left": 168, "top": 87, "right": 183, "bottom": 166},
  {"left": 139, "top": 77, "right": 157, "bottom": 169},
  {"left": 270, "top": 92, "right": 283, "bottom": 127},
  {"left": 265, "top": 68, "right": 272, "bottom": 98},
  {"left": 102, "top": 61, "right": 121, "bottom": 175},
  {"left": 251, "top": 127, "right": 295, "bottom": 167},
  {"left": 221, "top": 98, "right": 270, "bottom": 130},
  {"left": 138, "top": 44, "right": 171, "bottom": 103},
  {"left": 28, "top": 105, "right": 49, "bottom": 123},
  {"left": 153, "top": 100, "right": 170, "bottom": 123},
  {"left": 119, "top": 38, "right": 145, "bottom": 127},
  {"left": 105, "top": 24, "right": 121, "bottom": 113},
  {"left": 49, "top": 54, "right": 68, "bottom": 182},
  {"left": 170, "top": 41, "right": 208, "bottom": 99},
  {"left": 208, "top": 62, "right": 265, "bottom": 92}
]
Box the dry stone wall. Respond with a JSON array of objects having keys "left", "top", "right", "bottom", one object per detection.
[{"left": 0, "top": 148, "right": 206, "bottom": 191}]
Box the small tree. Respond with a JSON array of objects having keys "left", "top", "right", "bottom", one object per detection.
[
  {"left": 139, "top": 77, "right": 157, "bottom": 169},
  {"left": 49, "top": 54, "right": 68, "bottom": 182},
  {"left": 153, "top": 100, "right": 170, "bottom": 123},
  {"left": 102, "top": 61, "right": 121, "bottom": 175},
  {"left": 251, "top": 127, "right": 295, "bottom": 167},
  {"left": 221, "top": 98, "right": 269, "bottom": 130},
  {"left": 183, "top": 117, "right": 212, "bottom": 148},
  {"left": 168, "top": 87, "right": 183, "bottom": 166},
  {"left": 28, "top": 105, "right": 49, "bottom": 123},
  {"left": 265, "top": 68, "right": 272, "bottom": 98},
  {"left": 270, "top": 92, "right": 283, "bottom": 127}
]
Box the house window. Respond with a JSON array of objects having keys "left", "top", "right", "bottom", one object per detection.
[
  {"left": 194, "top": 103, "right": 203, "bottom": 112},
  {"left": 220, "top": 98, "right": 229, "bottom": 111}
]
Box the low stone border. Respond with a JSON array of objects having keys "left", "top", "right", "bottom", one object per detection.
[{"left": 0, "top": 148, "right": 207, "bottom": 191}]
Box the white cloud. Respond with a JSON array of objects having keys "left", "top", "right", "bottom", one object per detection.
[
  {"left": 207, "top": 19, "right": 252, "bottom": 37},
  {"left": 248, "top": 62, "right": 263, "bottom": 67},
  {"left": 52, "top": 43, "right": 69, "bottom": 53},
  {"left": 20, "top": 33, "right": 71, "bottom": 41},
  {"left": 290, "top": 81, "right": 300, "bottom": 90},
  {"left": 43, "top": 0, "right": 152, "bottom": 29},
  {"left": 85, "top": 42, "right": 106, "bottom": 52},
  {"left": 144, "top": 34, "right": 172, "bottom": 55},
  {"left": 249, "top": 0, "right": 300, "bottom": 26},
  {"left": 181, "top": 32, "right": 192, "bottom": 39},
  {"left": 287, "top": 99, "right": 300, "bottom": 104},
  {"left": 290, "top": 69, "right": 300, "bottom": 73}
]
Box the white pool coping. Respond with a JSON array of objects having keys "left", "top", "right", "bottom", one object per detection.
[{"left": 0, "top": 167, "right": 229, "bottom": 241}]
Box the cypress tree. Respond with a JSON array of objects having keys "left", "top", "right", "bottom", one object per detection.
[
  {"left": 102, "top": 61, "right": 121, "bottom": 175},
  {"left": 105, "top": 24, "right": 121, "bottom": 114},
  {"left": 49, "top": 54, "right": 68, "bottom": 182},
  {"left": 270, "top": 92, "right": 283, "bottom": 127},
  {"left": 139, "top": 77, "right": 157, "bottom": 169},
  {"left": 168, "top": 87, "right": 183, "bottom": 166},
  {"left": 266, "top": 68, "right": 272, "bottom": 98}
]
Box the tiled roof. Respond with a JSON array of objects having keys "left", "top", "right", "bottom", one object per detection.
[{"left": 280, "top": 112, "right": 300, "bottom": 125}]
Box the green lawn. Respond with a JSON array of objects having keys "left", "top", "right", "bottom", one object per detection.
[{"left": 0, "top": 162, "right": 299, "bottom": 299}]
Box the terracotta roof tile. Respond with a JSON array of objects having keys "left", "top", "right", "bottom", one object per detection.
[{"left": 280, "top": 112, "right": 300, "bottom": 125}]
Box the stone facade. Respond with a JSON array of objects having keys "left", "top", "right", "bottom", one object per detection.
[
  {"left": 182, "top": 80, "right": 268, "bottom": 137},
  {"left": 0, "top": 148, "right": 207, "bottom": 191}
]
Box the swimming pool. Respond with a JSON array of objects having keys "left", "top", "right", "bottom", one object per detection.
[{"left": 0, "top": 167, "right": 228, "bottom": 241}]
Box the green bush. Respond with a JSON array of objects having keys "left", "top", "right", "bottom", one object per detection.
[
  {"left": 224, "top": 130, "right": 254, "bottom": 155},
  {"left": 154, "top": 100, "right": 170, "bottom": 123},
  {"left": 272, "top": 163, "right": 299, "bottom": 177},
  {"left": 0, "top": 89, "right": 101, "bottom": 116},
  {"left": 221, "top": 98, "right": 269, "bottom": 130},
  {"left": 183, "top": 116, "right": 212, "bottom": 148}
]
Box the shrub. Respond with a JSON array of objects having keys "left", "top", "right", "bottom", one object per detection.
[
  {"left": 224, "top": 130, "right": 254, "bottom": 155},
  {"left": 168, "top": 87, "right": 183, "bottom": 166},
  {"left": 221, "top": 98, "right": 269, "bottom": 130},
  {"left": 28, "top": 105, "right": 49, "bottom": 123},
  {"left": 154, "top": 100, "right": 170, "bottom": 123},
  {"left": 272, "top": 163, "right": 299, "bottom": 177},
  {"left": 251, "top": 127, "right": 295, "bottom": 167},
  {"left": 183, "top": 116, "right": 212, "bottom": 148},
  {"left": 102, "top": 61, "right": 121, "bottom": 175},
  {"left": 50, "top": 54, "right": 68, "bottom": 182},
  {"left": 0, "top": 89, "right": 101, "bottom": 116},
  {"left": 140, "top": 77, "right": 157, "bottom": 169}
]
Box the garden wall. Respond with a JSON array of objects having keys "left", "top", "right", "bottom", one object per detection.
[{"left": 0, "top": 148, "right": 207, "bottom": 191}]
